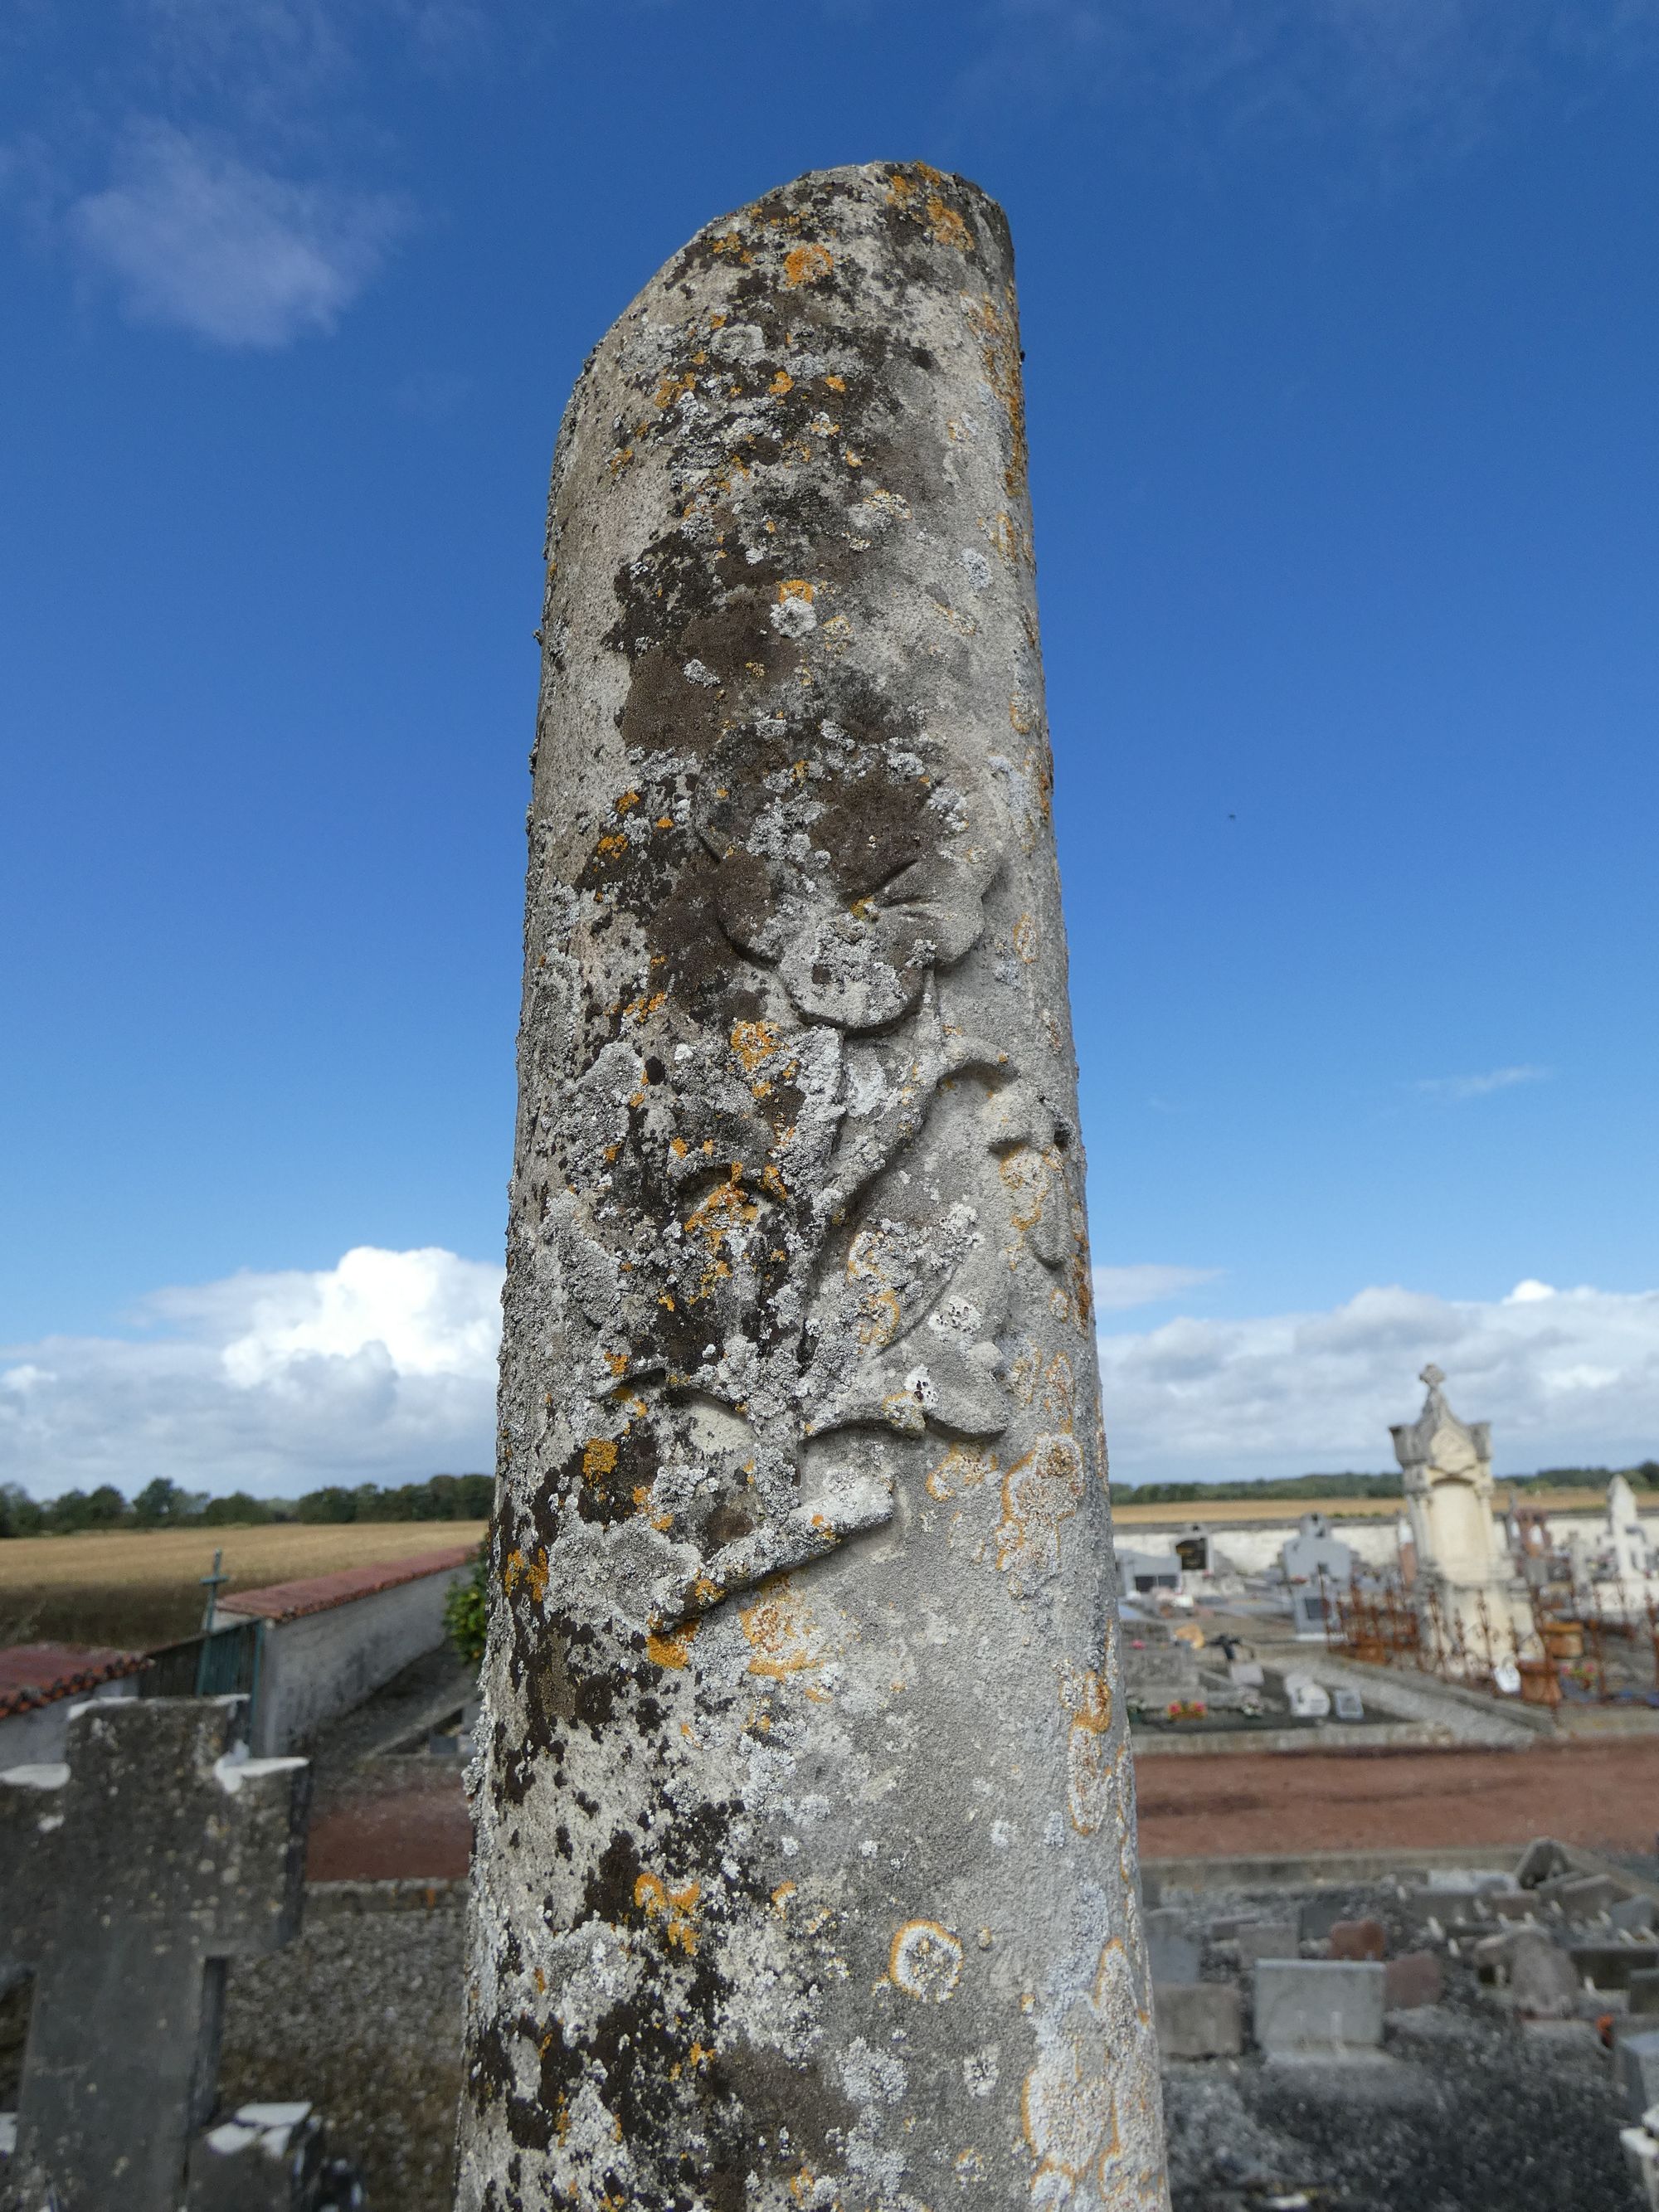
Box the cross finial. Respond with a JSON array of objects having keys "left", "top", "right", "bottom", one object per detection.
[{"left": 1419, "top": 1363, "right": 1445, "bottom": 1393}]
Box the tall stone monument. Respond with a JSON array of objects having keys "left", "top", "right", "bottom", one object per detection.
[
  {"left": 459, "top": 163, "right": 1167, "bottom": 2211},
  {"left": 1390, "top": 1364, "right": 1531, "bottom": 1666}
]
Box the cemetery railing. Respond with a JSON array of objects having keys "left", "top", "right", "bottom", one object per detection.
[{"left": 139, "top": 1618, "right": 263, "bottom": 1705}]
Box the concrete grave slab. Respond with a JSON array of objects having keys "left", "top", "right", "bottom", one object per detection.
[
  {"left": 1144, "top": 1907, "right": 1200, "bottom": 1986},
  {"left": 1622, "top": 2031, "right": 1659, "bottom": 2122},
  {"left": 1384, "top": 1952, "right": 1443, "bottom": 2009},
  {"left": 1569, "top": 1942, "right": 1659, "bottom": 1991},
  {"left": 1235, "top": 1921, "right": 1300, "bottom": 1966},
  {"left": 1153, "top": 1983, "right": 1244, "bottom": 2060},
  {"left": 1253, "top": 1959, "right": 1386, "bottom": 2060}
]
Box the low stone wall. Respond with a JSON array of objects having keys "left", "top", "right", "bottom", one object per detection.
[{"left": 216, "top": 1880, "right": 465, "bottom": 2212}]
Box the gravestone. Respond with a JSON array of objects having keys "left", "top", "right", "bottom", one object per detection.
[
  {"left": 459, "top": 162, "right": 1170, "bottom": 2210},
  {"left": 1253, "top": 1960, "right": 1385, "bottom": 2060},
  {"left": 0, "top": 1697, "right": 309, "bottom": 2212}
]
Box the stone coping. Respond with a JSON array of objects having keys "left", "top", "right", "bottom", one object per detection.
[
  {"left": 0, "top": 1643, "right": 148, "bottom": 1719},
  {"left": 216, "top": 1544, "right": 475, "bottom": 1625}
]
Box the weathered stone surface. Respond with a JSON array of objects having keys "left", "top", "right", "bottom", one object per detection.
[
  {"left": 458, "top": 163, "right": 1167, "bottom": 2210},
  {"left": 0, "top": 1697, "right": 309, "bottom": 2212},
  {"left": 1152, "top": 1983, "right": 1243, "bottom": 2061}
]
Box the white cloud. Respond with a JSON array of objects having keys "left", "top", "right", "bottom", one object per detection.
[
  {"left": 1097, "top": 1278, "right": 1659, "bottom": 1484},
  {"left": 1415, "top": 1064, "right": 1550, "bottom": 1102},
  {"left": 1092, "top": 1263, "right": 1221, "bottom": 1310},
  {"left": 66, "top": 120, "right": 403, "bottom": 347},
  {"left": 0, "top": 1247, "right": 500, "bottom": 1499},
  {"left": 7, "top": 1247, "right": 1654, "bottom": 1503}
]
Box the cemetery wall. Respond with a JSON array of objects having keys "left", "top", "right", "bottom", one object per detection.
[
  {"left": 1115, "top": 1504, "right": 1651, "bottom": 1579},
  {"left": 0, "top": 1677, "right": 139, "bottom": 1771},
  {"left": 214, "top": 1548, "right": 473, "bottom": 1755}
]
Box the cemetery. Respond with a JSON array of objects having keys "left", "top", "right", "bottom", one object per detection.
[{"left": 3, "top": 159, "right": 1657, "bottom": 2212}]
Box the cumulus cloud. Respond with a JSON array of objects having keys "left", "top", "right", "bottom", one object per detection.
[
  {"left": 1098, "top": 1277, "right": 1659, "bottom": 1484},
  {"left": 7, "top": 1247, "right": 1655, "bottom": 1502},
  {"left": 66, "top": 120, "right": 403, "bottom": 347},
  {"left": 0, "top": 1247, "right": 500, "bottom": 1499},
  {"left": 1415, "top": 1064, "right": 1550, "bottom": 1101}
]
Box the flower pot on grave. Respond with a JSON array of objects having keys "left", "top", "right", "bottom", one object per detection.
[
  {"left": 1516, "top": 1659, "right": 1562, "bottom": 1708},
  {"left": 1543, "top": 1622, "right": 1584, "bottom": 1662}
]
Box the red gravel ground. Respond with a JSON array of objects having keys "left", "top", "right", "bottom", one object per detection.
[
  {"left": 1135, "top": 1738, "right": 1659, "bottom": 1860},
  {"left": 307, "top": 1772, "right": 471, "bottom": 1882},
  {"left": 304, "top": 1741, "right": 1659, "bottom": 1881}
]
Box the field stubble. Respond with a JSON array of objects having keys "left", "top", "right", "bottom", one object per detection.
[{"left": 0, "top": 1522, "right": 488, "bottom": 1650}]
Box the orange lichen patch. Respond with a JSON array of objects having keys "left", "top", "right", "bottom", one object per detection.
[
  {"left": 825, "top": 373, "right": 846, "bottom": 392},
  {"left": 740, "top": 1581, "right": 826, "bottom": 1678},
  {"left": 670, "top": 1136, "right": 688, "bottom": 1158},
  {"left": 684, "top": 1168, "right": 759, "bottom": 1252},
  {"left": 1012, "top": 912, "right": 1039, "bottom": 965},
  {"left": 999, "top": 1145, "right": 1052, "bottom": 1231},
  {"left": 925, "top": 193, "right": 972, "bottom": 252},
  {"left": 596, "top": 831, "right": 628, "bottom": 859},
  {"left": 925, "top": 1443, "right": 997, "bottom": 1501},
  {"left": 783, "top": 241, "right": 832, "bottom": 286},
  {"left": 615, "top": 789, "right": 640, "bottom": 814},
  {"left": 997, "top": 1433, "right": 1087, "bottom": 1587},
  {"left": 653, "top": 372, "right": 696, "bottom": 411},
  {"left": 889, "top": 1918, "right": 965, "bottom": 2002},
  {"left": 1020, "top": 2044, "right": 1117, "bottom": 2192},
  {"left": 504, "top": 1547, "right": 549, "bottom": 1605},
  {"left": 1009, "top": 693, "right": 1037, "bottom": 737},
  {"left": 771, "top": 1880, "right": 798, "bottom": 1913},
  {"left": 729, "top": 1018, "right": 779, "bottom": 1072},
  {"left": 582, "top": 1437, "right": 618, "bottom": 1480},
  {"left": 1062, "top": 1666, "right": 1117, "bottom": 1835},
  {"left": 645, "top": 1617, "right": 698, "bottom": 1670},
  {"left": 887, "top": 170, "right": 918, "bottom": 207},
  {"left": 634, "top": 1872, "right": 701, "bottom": 1954},
  {"left": 776, "top": 577, "right": 815, "bottom": 605},
  {"left": 769, "top": 369, "right": 794, "bottom": 396},
  {"left": 965, "top": 291, "right": 1029, "bottom": 496},
  {"left": 605, "top": 1351, "right": 629, "bottom": 1376}
]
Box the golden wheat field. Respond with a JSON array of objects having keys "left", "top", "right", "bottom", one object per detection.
[{"left": 0, "top": 1521, "right": 487, "bottom": 1651}]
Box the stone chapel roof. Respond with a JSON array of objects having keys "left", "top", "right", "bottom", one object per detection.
[{"left": 215, "top": 1543, "right": 476, "bottom": 1625}]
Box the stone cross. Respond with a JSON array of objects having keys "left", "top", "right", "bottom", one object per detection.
[
  {"left": 0, "top": 1695, "right": 309, "bottom": 2212},
  {"left": 458, "top": 162, "right": 1169, "bottom": 2210}
]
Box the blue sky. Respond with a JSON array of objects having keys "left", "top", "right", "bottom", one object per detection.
[{"left": 3, "top": 1, "right": 1657, "bottom": 1492}]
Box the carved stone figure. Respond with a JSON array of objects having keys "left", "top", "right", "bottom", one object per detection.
[
  {"left": 457, "top": 163, "right": 1167, "bottom": 2210},
  {"left": 1390, "top": 1364, "right": 1531, "bottom": 1665}
]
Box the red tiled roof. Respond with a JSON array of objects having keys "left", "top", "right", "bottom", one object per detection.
[
  {"left": 0, "top": 1643, "right": 150, "bottom": 1720},
  {"left": 216, "top": 1544, "right": 476, "bottom": 1625}
]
